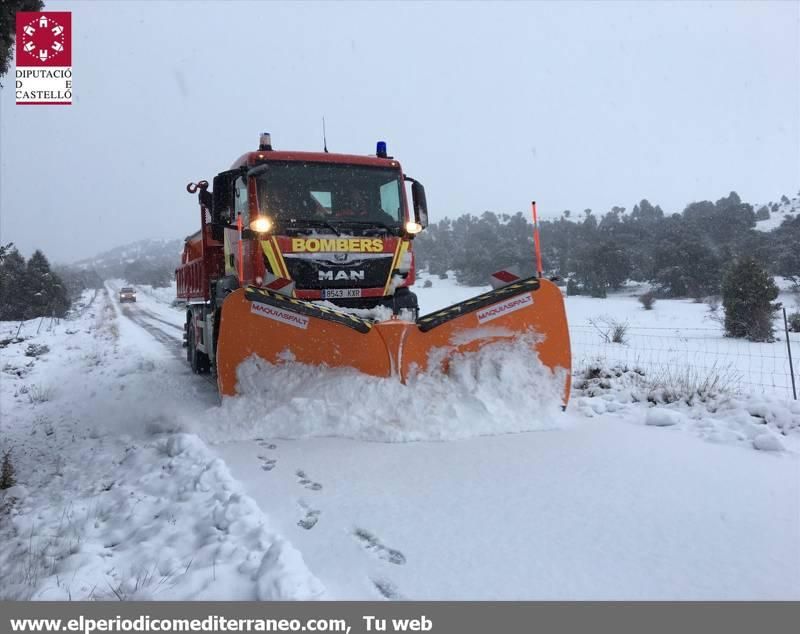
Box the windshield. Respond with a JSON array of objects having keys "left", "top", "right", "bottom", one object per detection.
[{"left": 253, "top": 162, "right": 404, "bottom": 227}]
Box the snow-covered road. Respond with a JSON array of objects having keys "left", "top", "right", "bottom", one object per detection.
[
  {"left": 1, "top": 280, "right": 798, "bottom": 600},
  {"left": 215, "top": 423, "right": 799, "bottom": 599}
]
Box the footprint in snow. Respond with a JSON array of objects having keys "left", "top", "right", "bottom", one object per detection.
[
  {"left": 353, "top": 528, "right": 406, "bottom": 565},
  {"left": 295, "top": 469, "right": 322, "bottom": 491},
  {"left": 372, "top": 577, "right": 403, "bottom": 600},
  {"left": 297, "top": 500, "right": 321, "bottom": 530},
  {"left": 255, "top": 438, "right": 278, "bottom": 450},
  {"left": 257, "top": 455, "right": 277, "bottom": 471}
]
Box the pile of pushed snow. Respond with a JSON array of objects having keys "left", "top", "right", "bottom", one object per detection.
[{"left": 193, "top": 337, "right": 568, "bottom": 443}]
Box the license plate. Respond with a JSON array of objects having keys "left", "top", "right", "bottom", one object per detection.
[{"left": 322, "top": 288, "right": 362, "bottom": 299}]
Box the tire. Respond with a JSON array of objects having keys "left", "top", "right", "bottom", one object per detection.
[
  {"left": 186, "top": 321, "right": 194, "bottom": 365},
  {"left": 187, "top": 321, "right": 210, "bottom": 374}
]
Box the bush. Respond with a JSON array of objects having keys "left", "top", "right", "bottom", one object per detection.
[
  {"left": 566, "top": 279, "right": 581, "bottom": 296},
  {"left": 422, "top": 279, "right": 432, "bottom": 288},
  {"left": 721, "top": 257, "right": 779, "bottom": 342},
  {"left": 24, "top": 343, "right": 49, "bottom": 358},
  {"left": 638, "top": 291, "right": 656, "bottom": 310},
  {"left": 788, "top": 312, "right": 800, "bottom": 333}
]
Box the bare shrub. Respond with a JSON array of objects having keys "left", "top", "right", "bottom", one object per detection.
[
  {"left": 788, "top": 312, "right": 800, "bottom": 333},
  {"left": 645, "top": 363, "right": 740, "bottom": 405},
  {"left": 27, "top": 384, "right": 55, "bottom": 404},
  {"left": 422, "top": 279, "right": 433, "bottom": 288},
  {"left": 638, "top": 291, "right": 656, "bottom": 310},
  {"left": 588, "top": 317, "right": 629, "bottom": 344}
]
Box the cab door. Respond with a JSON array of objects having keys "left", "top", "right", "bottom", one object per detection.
[{"left": 217, "top": 171, "right": 256, "bottom": 283}]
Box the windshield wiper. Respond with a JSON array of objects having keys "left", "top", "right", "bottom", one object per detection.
[
  {"left": 283, "top": 218, "right": 342, "bottom": 236},
  {"left": 331, "top": 220, "right": 400, "bottom": 234}
]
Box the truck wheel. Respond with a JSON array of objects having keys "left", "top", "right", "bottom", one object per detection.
[{"left": 187, "top": 322, "right": 210, "bottom": 374}]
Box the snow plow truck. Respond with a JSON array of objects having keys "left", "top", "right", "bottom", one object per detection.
[{"left": 176, "top": 133, "right": 571, "bottom": 404}]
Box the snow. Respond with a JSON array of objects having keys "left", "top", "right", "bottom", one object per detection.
[
  {"left": 212, "top": 421, "right": 800, "bottom": 600},
  {"left": 1, "top": 273, "right": 799, "bottom": 600},
  {"left": 752, "top": 433, "right": 784, "bottom": 452},
  {"left": 194, "top": 334, "right": 566, "bottom": 443},
  {"left": 645, "top": 408, "right": 681, "bottom": 427},
  {"left": 754, "top": 193, "right": 800, "bottom": 232},
  {"left": 0, "top": 288, "right": 320, "bottom": 600}
]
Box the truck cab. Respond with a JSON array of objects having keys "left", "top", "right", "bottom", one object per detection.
[{"left": 207, "top": 135, "right": 429, "bottom": 315}]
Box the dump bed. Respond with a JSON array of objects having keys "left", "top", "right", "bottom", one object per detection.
[{"left": 176, "top": 227, "right": 224, "bottom": 301}]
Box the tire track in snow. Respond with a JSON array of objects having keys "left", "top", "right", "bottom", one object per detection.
[
  {"left": 121, "top": 305, "right": 183, "bottom": 350},
  {"left": 118, "top": 304, "right": 219, "bottom": 393}
]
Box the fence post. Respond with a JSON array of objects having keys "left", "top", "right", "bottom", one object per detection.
[{"left": 784, "top": 308, "right": 797, "bottom": 400}]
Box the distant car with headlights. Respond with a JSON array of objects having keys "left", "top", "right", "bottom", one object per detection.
[{"left": 119, "top": 287, "right": 137, "bottom": 303}]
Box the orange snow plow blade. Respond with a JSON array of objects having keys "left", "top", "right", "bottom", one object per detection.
[{"left": 216, "top": 277, "right": 571, "bottom": 406}]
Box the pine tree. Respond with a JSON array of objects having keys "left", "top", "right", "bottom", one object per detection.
[
  {"left": 25, "top": 250, "right": 70, "bottom": 318},
  {"left": 0, "top": 246, "right": 30, "bottom": 320},
  {"left": 0, "top": 451, "right": 16, "bottom": 490},
  {"left": 721, "top": 257, "right": 779, "bottom": 342}
]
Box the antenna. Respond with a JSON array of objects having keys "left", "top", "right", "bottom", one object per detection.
[{"left": 322, "top": 117, "right": 328, "bottom": 153}]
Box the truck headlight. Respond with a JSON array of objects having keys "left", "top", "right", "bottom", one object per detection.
[
  {"left": 405, "top": 221, "right": 422, "bottom": 235},
  {"left": 250, "top": 216, "right": 273, "bottom": 233}
]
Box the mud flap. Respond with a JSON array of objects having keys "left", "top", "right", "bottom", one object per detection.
[{"left": 216, "top": 278, "right": 571, "bottom": 406}]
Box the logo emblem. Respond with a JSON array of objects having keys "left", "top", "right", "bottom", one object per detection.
[
  {"left": 17, "top": 13, "right": 71, "bottom": 66},
  {"left": 15, "top": 12, "right": 73, "bottom": 105}
]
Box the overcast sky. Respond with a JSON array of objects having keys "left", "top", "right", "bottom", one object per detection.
[{"left": 1, "top": 0, "right": 798, "bottom": 263}]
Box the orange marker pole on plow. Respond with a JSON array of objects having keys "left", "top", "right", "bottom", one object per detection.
[
  {"left": 236, "top": 213, "right": 244, "bottom": 284},
  {"left": 531, "top": 201, "right": 543, "bottom": 278}
]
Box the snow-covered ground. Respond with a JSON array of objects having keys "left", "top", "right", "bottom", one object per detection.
[
  {"left": 754, "top": 193, "right": 800, "bottom": 232},
  {"left": 1, "top": 276, "right": 798, "bottom": 600}
]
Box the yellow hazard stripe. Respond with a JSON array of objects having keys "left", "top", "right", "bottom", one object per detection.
[
  {"left": 417, "top": 279, "right": 538, "bottom": 323},
  {"left": 270, "top": 236, "right": 291, "bottom": 279},
  {"left": 261, "top": 240, "right": 283, "bottom": 278},
  {"left": 383, "top": 240, "right": 404, "bottom": 295}
]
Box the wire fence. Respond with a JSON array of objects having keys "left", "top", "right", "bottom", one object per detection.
[{"left": 570, "top": 322, "right": 799, "bottom": 400}]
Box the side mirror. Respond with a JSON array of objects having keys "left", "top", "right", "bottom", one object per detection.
[
  {"left": 411, "top": 181, "right": 429, "bottom": 228},
  {"left": 212, "top": 172, "right": 235, "bottom": 226}
]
